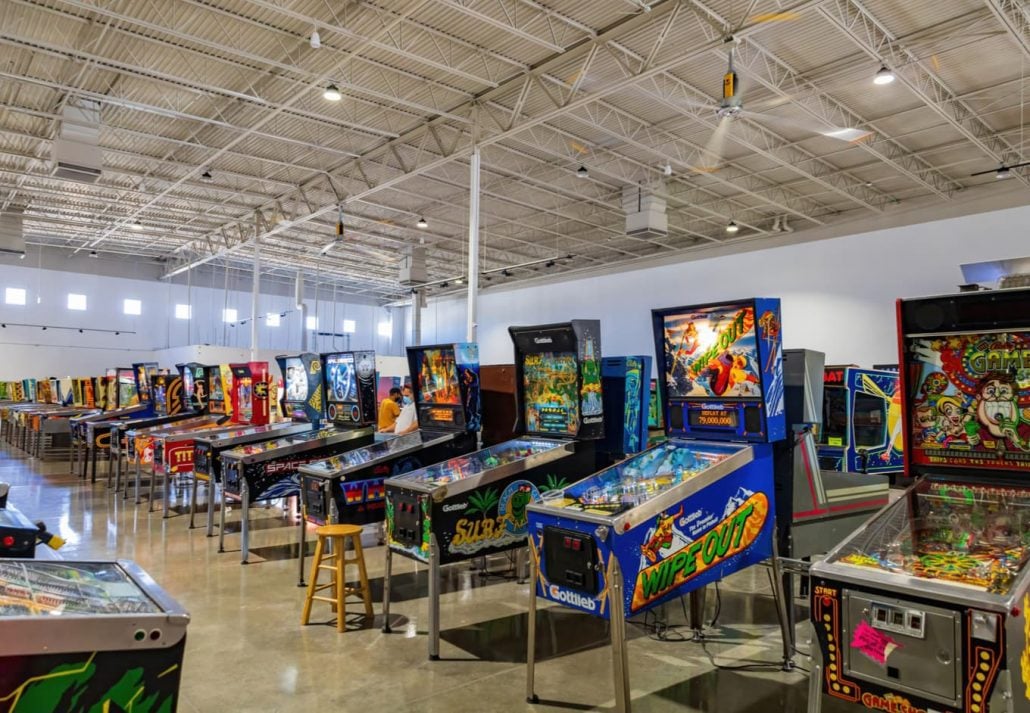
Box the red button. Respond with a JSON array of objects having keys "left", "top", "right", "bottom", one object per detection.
[
  {"left": 2, "top": 536, "right": 14, "bottom": 547},
  {"left": 563, "top": 536, "right": 572, "bottom": 549},
  {"left": 571, "top": 539, "right": 582, "bottom": 551}
]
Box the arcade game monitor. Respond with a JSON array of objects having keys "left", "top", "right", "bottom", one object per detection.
[
  {"left": 0, "top": 559, "right": 189, "bottom": 713},
  {"left": 277, "top": 353, "right": 324, "bottom": 425},
  {"left": 206, "top": 364, "right": 233, "bottom": 419},
  {"left": 526, "top": 299, "right": 789, "bottom": 712},
  {"left": 383, "top": 320, "right": 604, "bottom": 660},
  {"left": 817, "top": 364, "right": 904, "bottom": 476},
  {"left": 322, "top": 351, "right": 376, "bottom": 428},
  {"left": 809, "top": 286, "right": 1030, "bottom": 713}
]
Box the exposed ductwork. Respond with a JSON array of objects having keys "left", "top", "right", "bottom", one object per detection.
[
  {"left": 0, "top": 208, "right": 26, "bottom": 256},
  {"left": 399, "top": 245, "right": 427, "bottom": 286}
]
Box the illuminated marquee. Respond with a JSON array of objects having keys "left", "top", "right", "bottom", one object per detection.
[{"left": 688, "top": 308, "right": 754, "bottom": 379}]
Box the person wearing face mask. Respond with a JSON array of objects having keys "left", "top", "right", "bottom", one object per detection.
[
  {"left": 385, "top": 384, "right": 419, "bottom": 435},
  {"left": 377, "top": 387, "right": 403, "bottom": 431}
]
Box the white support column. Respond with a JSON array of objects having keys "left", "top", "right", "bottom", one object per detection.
[
  {"left": 250, "top": 233, "right": 260, "bottom": 360},
  {"left": 412, "top": 289, "right": 422, "bottom": 345},
  {"left": 296, "top": 271, "right": 307, "bottom": 353},
  {"left": 466, "top": 145, "right": 480, "bottom": 343}
]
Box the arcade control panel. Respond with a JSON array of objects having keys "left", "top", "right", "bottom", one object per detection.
[
  {"left": 0, "top": 506, "right": 39, "bottom": 558},
  {"left": 542, "top": 526, "right": 599, "bottom": 595}
]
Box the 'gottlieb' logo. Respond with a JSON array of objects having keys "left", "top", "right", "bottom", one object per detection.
[
  {"left": 533, "top": 337, "right": 553, "bottom": 344},
  {"left": 548, "top": 584, "right": 596, "bottom": 611},
  {"left": 442, "top": 502, "right": 467, "bottom": 512},
  {"left": 582, "top": 416, "right": 603, "bottom": 424}
]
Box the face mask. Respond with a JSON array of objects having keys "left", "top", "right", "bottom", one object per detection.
[{"left": 402, "top": 396, "right": 413, "bottom": 405}]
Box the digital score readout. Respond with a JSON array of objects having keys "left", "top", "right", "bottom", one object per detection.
[
  {"left": 687, "top": 407, "right": 738, "bottom": 430},
  {"left": 539, "top": 406, "right": 570, "bottom": 433},
  {"left": 427, "top": 407, "right": 455, "bottom": 423}
]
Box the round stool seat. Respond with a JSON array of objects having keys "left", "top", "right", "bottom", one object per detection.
[{"left": 316, "top": 523, "right": 363, "bottom": 538}]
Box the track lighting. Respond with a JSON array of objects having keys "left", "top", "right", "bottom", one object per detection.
[
  {"left": 18, "top": 253, "right": 24, "bottom": 260},
  {"left": 502, "top": 269, "right": 512, "bottom": 277},
  {"left": 873, "top": 65, "right": 895, "bottom": 85},
  {"left": 310, "top": 30, "right": 321, "bottom": 49},
  {"left": 996, "top": 166, "right": 1012, "bottom": 180},
  {"left": 725, "top": 220, "right": 739, "bottom": 234},
  {"left": 771, "top": 216, "right": 782, "bottom": 233},
  {"left": 89, "top": 250, "right": 98, "bottom": 258},
  {"left": 455, "top": 277, "right": 463, "bottom": 285},
  {"left": 78, "top": 329, "right": 83, "bottom": 333},
  {"left": 416, "top": 217, "right": 428, "bottom": 228},
  {"left": 130, "top": 220, "right": 142, "bottom": 231},
  {"left": 323, "top": 84, "right": 342, "bottom": 101},
  {"left": 200, "top": 169, "right": 213, "bottom": 182},
  {"left": 546, "top": 260, "right": 555, "bottom": 268},
  {"left": 440, "top": 281, "right": 449, "bottom": 288},
  {"left": 115, "top": 332, "right": 120, "bottom": 336},
  {"left": 576, "top": 165, "right": 588, "bottom": 178},
  {"left": 41, "top": 326, "right": 47, "bottom": 331},
  {"left": 662, "top": 163, "right": 673, "bottom": 177},
  {"left": 781, "top": 215, "right": 793, "bottom": 233}
]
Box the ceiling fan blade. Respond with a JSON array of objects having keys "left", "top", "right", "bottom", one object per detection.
[
  {"left": 694, "top": 116, "right": 733, "bottom": 173},
  {"left": 748, "top": 111, "right": 874, "bottom": 142},
  {"left": 970, "top": 161, "right": 1030, "bottom": 177}
]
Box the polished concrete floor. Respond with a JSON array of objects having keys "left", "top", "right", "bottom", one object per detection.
[{"left": 1, "top": 445, "right": 849, "bottom": 713}]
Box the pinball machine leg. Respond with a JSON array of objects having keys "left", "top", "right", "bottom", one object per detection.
[
  {"left": 148, "top": 466, "right": 156, "bottom": 513},
  {"left": 163, "top": 471, "right": 172, "bottom": 518},
  {"left": 241, "top": 481, "right": 251, "bottom": 565},
  {"left": 90, "top": 443, "right": 97, "bottom": 484},
  {"left": 134, "top": 460, "right": 142, "bottom": 504},
  {"left": 526, "top": 545, "right": 540, "bottom": 704},
  {"left": 382, "top": 545, "right": 393, "bottom": 633},
  {"left": 206, "top": 477, "right": 216, "bottom": 537},
  {"left": 769, "top": 527, "right": 795, "bottom": 671},
  {"left": 609, "top": 560, "right": 631, "bottom": 713},
  {"left": 114, "top": 444, "right": 122, "bottom": 493},
  {"left": 218, "top": 482, "right": 228, "bottom": 553},
  {"left": 189, "top": 475, "right": 199, "bottom": 529},
  {"left": 807, "top": 649, "right": 823, "bottom": 713},
  {"left": 428, "top": 534, "right": 441, "bottom": 660},
  {"left": 297, "top": 506, "right": 307, "bottom": 587},
  {"left": 689, "top": 587, "right": 707, "bottom": 641}
]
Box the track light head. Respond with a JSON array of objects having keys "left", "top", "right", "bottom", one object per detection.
[
  {"left": 130, "top": 220, "right": 142, "bottom": 231},
  {"left": 455, "top": 277, "right": 463, "bottom": 285},
  {"left": 546, "top": 260, "right": 555, "bottom": 268},
  {"left": 200, "top": 169, "right": 213, "bottom": 182},
  {"left": 416, "top": 217, "right": 428, "bottom": 228},
  {"left": 576, "top": 165, "right": 588, "bottom": 178},
  {"left": 996, "top": 166, "right": 1012, "bottom": 180},
  {"left": 323, "top": 84, "right": 342, "bottom": 101},
  {"left": 440, "top": 281, "right": 449, "bottom": 288},
  {"left": 502, "top": 269, "right": 512, "bottom": 277},
  {"left": 115, "top": 331, "right": 119, "bottom": 336},
  {"left": 88, "top": 250, "right": 98, "bottom": 258},
  {"left": 662, "top": 163, "right": 673, "bottom": 177},
  {"left": 310, "top": 30, "right": 321, "bottom": 49},
  {"left": 873, "top": 65, "right": 895, "bottom": 85},
  {"left": 18, "top": 253, "right": 24, "bottom": 260},
  {"left": 725, "top": 220, "right": 739, "bottom": 234}
]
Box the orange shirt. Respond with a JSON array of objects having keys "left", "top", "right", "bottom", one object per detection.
[{"left": 378, "top": 398, "right": 401, "bottom": 430}]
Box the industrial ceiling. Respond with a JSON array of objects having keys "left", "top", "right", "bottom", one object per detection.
[{"left": 0, "top": 0, "right": 1027, "bottom": 300}]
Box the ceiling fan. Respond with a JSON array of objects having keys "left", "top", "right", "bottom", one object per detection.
[{"left": 969, "top": 162, "right": 1030, "bottom": 179}]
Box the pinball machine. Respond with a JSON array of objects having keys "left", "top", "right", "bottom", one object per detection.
[
  {"left": 809, "top": 286, "right": 1030, "bottom": 713},
  {"left": 382, "top": 320, "right": 605, "bottom": 660},
  {"left": 524, "top": 298, "right": 792, "bottom": 713}
]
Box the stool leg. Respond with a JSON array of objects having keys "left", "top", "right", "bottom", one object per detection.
[
  {"left": 352, "top": 537, "right": 374, "bottom": 621},
  {"left": 382, "top": 545, "right": 393, "bottom": 633},
  {"left": 301, "top": 537, "right": 324, "bottom": 626},
  {"left": 336, "top": 538, "right": 346, "bottom": 633}
]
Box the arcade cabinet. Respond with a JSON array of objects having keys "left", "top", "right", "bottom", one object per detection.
[
  {"left": 321, "top": 350, "right": 376, "bottom": 428},
  {"left": 479, "top": 364, "right": 517, "bottom": 446},
  {"left": 205, "top": 364, "right": 233, "bottom": 421},
  {"left": 525, "top": 299, "right": 793, "bottom": 713},
  {"left": 382, "top": 320, "right": 605, "bottom": 660},
  {"left": 601, "top": 355, "right": 652, "bottom": 461},
  {"left": 809, "top": 287, "right": 1030, "bottom": 713},
  {"left": 298, "top": 345, "right": 481, "bottom": 581},
  {"left": 816, "top": 364, "right": 904, "bottom": 480},
  {"left": 647, "top": 378, "right": 666, "bottom": 446},
  {"left": 217, "top": 353, "right": 375, "bottom": 565},
  {"left": 229, "top": 362, "right": 270, "bottom": 426}
]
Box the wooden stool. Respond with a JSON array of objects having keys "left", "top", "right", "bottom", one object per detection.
[{"left": 301, "top": 524, "right": 374, "bottom": 632}]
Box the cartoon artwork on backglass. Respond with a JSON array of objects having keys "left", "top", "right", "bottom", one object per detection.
[
  {"left": 523, "top": 352, "right": 580, "bottom": 435},
  {"left": 662, "top": 305, "right": 762, "bottom": 400},
  {"left": 416, "top": 349, "right": 461, "bottom": 405},
  {"left": 908, "top": 332, "right": 1030, "bottom": 471}
]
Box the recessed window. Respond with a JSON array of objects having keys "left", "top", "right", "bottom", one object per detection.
[
  {"left": 123, "top": 299, "right": 142, "bottom": 316},
  {"left": 174, "top": 304, "right": 191, "bottom": 320},
  {"left": 266, "top": 313, "right": 281, "bottom": 327},
  {"left": 4, "top": 287, "right": 26, "bottom": 306},
  {"left": 342, "top": 319, "right": 356, "bottom": 333},
  {"left": 67, "top": 293, "right": 87, "bottom": 311},
  {"left": 377, "top": 321, "right": 392, "bottom": 337},
  {"left": 223, "top": 308, "right": 238, "bottom": 323},
  {"left": 306, "top": 316, "right": 318, "bottom": 330}
]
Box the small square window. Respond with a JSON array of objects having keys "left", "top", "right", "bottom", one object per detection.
[
  {"left": 4, "top": 287, "right": 26, "bottom": 306},
  {"left": 174, "top": 304, "right": 191, "bottom": 320},
  {"left": 67, "top": 293, "right": 87, "bottom": 311},
  {"left": 223, "top": 308, "right": 238, "bottom": 323},
  {"left": 123, "top": 299, "right": 142, "bottom": 316},
  {"left": 306, "top": 316, "right": 318, "bottom": 330},
  {"left": 377, "top": 321, "right": 392, "bottom": 337},
  {"left": 342, "top": 319, "right": 356, "bottom": 333},
  {"left": 266, "top": 313, "right": 281, "bottom": 327}
]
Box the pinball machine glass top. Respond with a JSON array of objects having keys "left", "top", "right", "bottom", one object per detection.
[
  {"left": 392, "top": 439, "right": 562, "bottom": 489},
  {"left": 0, "top": 561, "right": 161, "bottom": 616}
]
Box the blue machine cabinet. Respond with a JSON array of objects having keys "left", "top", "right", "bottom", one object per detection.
[
  {"left": 815, "top": 365, "right": 903, "bottom": 476},
  {"left": 601, "top": 355, "right": 652, "bottom": 459},
  {"left": 526, "top": 298, "right": 792, "bottom": 713}
]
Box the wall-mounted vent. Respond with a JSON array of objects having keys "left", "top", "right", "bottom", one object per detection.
[
  {"left": 622, "top": 183, "right": 668, "bottom": 239},
  {"left": 0, "top": 209, "right": 26, "bottom": 256},
  {"left": 51, "top": 102, "right": 102, "bottom": 184},
  {"left": 399, "top": 246, "right": 427, "bottom": 286}
]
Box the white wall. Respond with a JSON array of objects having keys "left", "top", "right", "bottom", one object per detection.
[
  {"left": 420, "top": 203, "right": 1030, "bottom": 368},
  {"left": 0, "top": 264, "right": 399, "bottom": 379}
]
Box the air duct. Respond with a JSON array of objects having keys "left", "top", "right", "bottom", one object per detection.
[
  {"left": 622, "top": 184, "right": 668, "bottom": 239},
  {"left": 399, "top": 246, "right": 427, "bottom": 286},
  {"left": 51, "top": 101, "right": 102, "bottom": 184}
]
